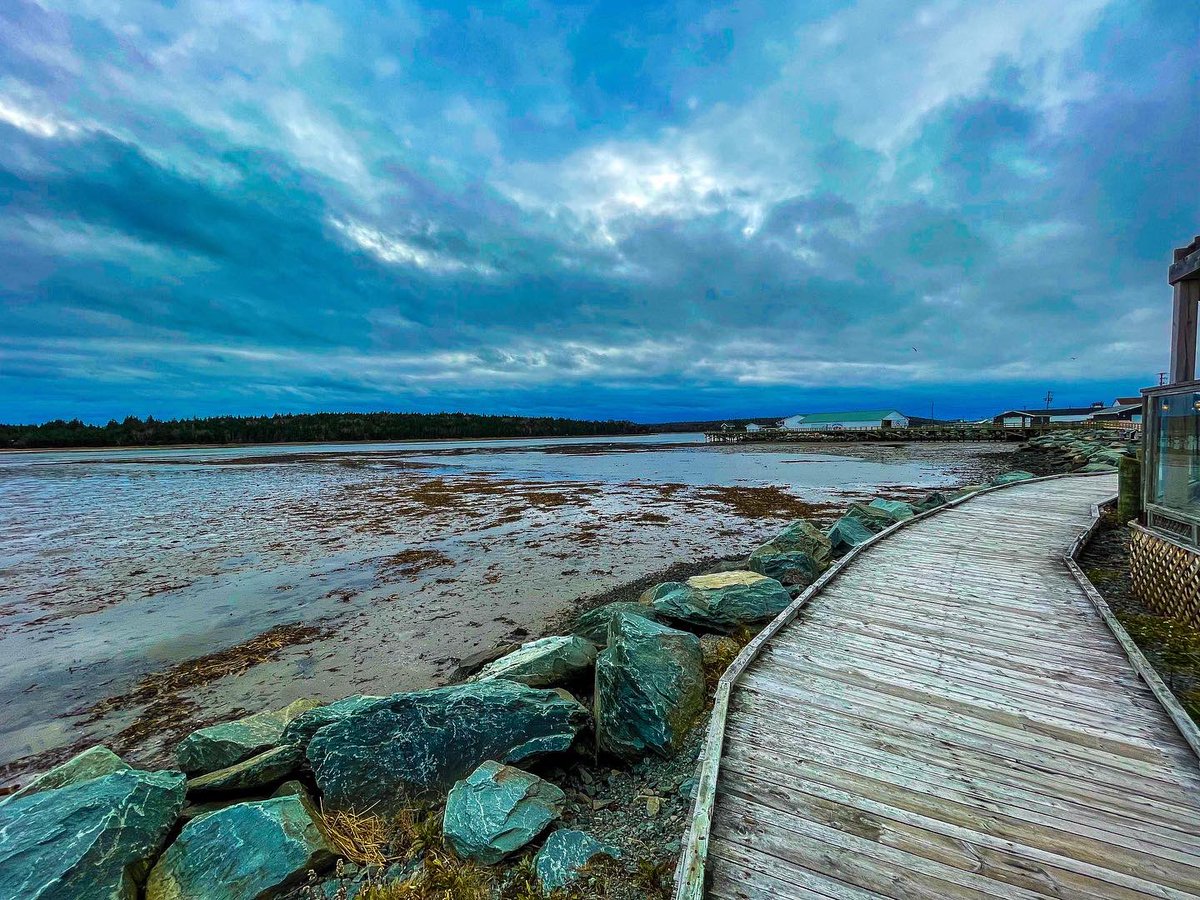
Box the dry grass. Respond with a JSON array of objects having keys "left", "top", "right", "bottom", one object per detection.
[{"left": 319, "top": 805, "right": 400, "bottom": 867}]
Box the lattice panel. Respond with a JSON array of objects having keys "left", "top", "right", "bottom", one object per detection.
[{"left": 1130, "top": 524, "right": 1200, "bottom": 629}]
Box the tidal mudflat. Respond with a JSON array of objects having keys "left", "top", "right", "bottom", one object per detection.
[{"left": 0, "top": 435, "right": 1011, "bottom": 784}]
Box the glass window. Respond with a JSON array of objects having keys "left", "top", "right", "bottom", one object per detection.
[{"left": 1151, "top": 390, "right": 1200, "bottom": 517}]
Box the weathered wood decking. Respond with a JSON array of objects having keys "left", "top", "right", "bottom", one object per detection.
[{"left": 680, "top": 475, "right": 1200, "bottom": 899}]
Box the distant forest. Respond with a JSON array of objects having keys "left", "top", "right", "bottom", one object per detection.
[{"left": 0, "top": 412, "right": 649, "bottom": 449}]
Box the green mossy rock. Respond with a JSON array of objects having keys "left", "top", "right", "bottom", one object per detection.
[
  {"left": 595, "top": 613, "right": 704, "bottom": 760},
  {"left": 1080, "top": 461, "right": 1118, "bottom": 473},
  {"left": 765, "top": 519, "right": 833, "bottom": 562},
  {"left": 2, "top": 745, "right": 129, "bottom": 806},
  {"left": 176, "top": 698, "right": 320, "bottom": 775},
  {"left": 472, "top": 636, "right": 597, "bottom": 687},
  {"left": 0, "top": 769, "right": 186, "bottom": 900},
  {"left": 573, "top": 602, "right": 658, "bottom": 647},
  {"left": 867, "top": 498, "right": 915, "bottom": 521},
  {"left": 279, "top": 695, "right": 384, "bottom": 752},
  {"left": 145, "top": 796, "right": 333, "bottom": 900},
  {"left": 826, "top": 514, "right": 875, "bottom": 556},
  {"left": 534, "top": 829, "right": 620, "bottom": 893},
  {"left": 649, "top": 571, "right": 791, "bottom": 629},
  {"left": 307, "top": 682, "right": 588, "bottom": 809},
  {"left": 442, "top": 761, "right": 565, "bottom": 864},
  {"left": 745, "top": 547, "right": 827, "bottom": 586},
  {"left": 186, "top": 744, "right": 303, "bottom": 795},
  {"left": 992, "top": 470, "right": 1037, "bottom": 485},
  {"left": 913, "top": 491, "right": 950, "bottom": 513}
]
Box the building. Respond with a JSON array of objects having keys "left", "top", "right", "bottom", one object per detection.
[
  {"left": 780, "top": 409, "right": 909, "bottom": 430},
  {"left": 992, "top": 404, "right": 1105, "bottom": 427},
  {"left": 1134, "top": 234, "right": 1200, "bottom": 629},
  {"left": 745, "top": 423, "right": 762, "bottom": 432},
  {"left": 1091, "top": 402, "right": 1143, "bottom": 423}
]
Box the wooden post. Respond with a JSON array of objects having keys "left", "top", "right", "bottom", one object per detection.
[{"left": 1170, "top": 280, "right": 1199, "bottom": 383}]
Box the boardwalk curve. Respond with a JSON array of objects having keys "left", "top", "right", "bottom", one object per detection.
[{"left": 677, "top": 474, "right": 1200, "bottom": 899}]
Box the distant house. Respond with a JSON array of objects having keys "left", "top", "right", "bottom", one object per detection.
[
  {"left": 993, "top": 405, "right": 1104, "bottom": 426},
  {"left": 1091, "top": 402, "right": 1143, "bottom": 423},
  {"left": 781, "top": 409, "right": 910, "bottom": 430},
  {"left": 745, "top": 423, "right": 762, "bottom": 432}
]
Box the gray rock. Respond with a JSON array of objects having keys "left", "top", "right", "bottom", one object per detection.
[
  {"left": 442, "top": 761, "right": 565, "bottom": 864},
  {"left": 913, "top": 491, "right": 950, "bottom": 513},
  {"left": 534, "top": 829, "right": 620, "bottom": 893},
  {"left": 746, "top": 547, "right": 826, "bottom": 586},
  {"left": 2, "top": 745, "right": 129, "bottom": 806},
  {"left": 867, "top": 498, "right": 915, "bottom": 521},
  {"left": 176, "top": 698, "right": 319, "bottom": 775},
  {"left": 0, "top": 769, "right": 186, "bottom": 900},
  {"left": 472, "top": 636, "right": 597, "bottom": 687},
  {"left": 844, "top": 502, "right": 896, "bottom": 532},
  {"left": 572, "top": 602, "right": 658, "bottom": 647},
  {"left": 145, "top": 796, "right": 334, "bottom": 900},
  {"left": 761, "top": 519, "right": 832, "bottom": 562},
  {"left": 992, "top": 470, "right": 1037, "bottom": 485},
  {"left": 649, "top": 571, "right": 791, "bottom": 630},
  {"left": 307, "top": 681, "right": 588, "bottom": 809},
  {"left": 595, "top": 613, "right": 705, "bottom": 760},
  {"left": 186, "top": 744, "right": 303, "bottom": 794}
]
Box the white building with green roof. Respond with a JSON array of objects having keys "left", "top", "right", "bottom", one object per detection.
[{"left": 779, "top": 409, "right": 909, "bottom": 430}]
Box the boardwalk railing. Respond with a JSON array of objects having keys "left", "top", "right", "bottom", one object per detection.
[{"left": 673, "top": 471, "right": 1197, "bottom": 900}]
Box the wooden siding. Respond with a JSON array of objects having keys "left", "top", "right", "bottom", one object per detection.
[{"left": 699, "top": 476, "right": 1200, "bottom": 899}]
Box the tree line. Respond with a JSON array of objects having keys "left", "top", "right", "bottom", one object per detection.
[{"left": 0, "top": 412, "right": 647, "bottom": 449}]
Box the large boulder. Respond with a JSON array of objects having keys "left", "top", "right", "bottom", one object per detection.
[
  {"left": 0, "top": 769, "right": 186, "bottom": 900},
  {"left": 762, "top": 519, "right": 832, "bottom": 562},
  {"left": 992, "top": 470, "right": 1037, "bottom": 485},
  {"left": 534, "top": 829, "right": 621, "bottom": 893},
  {"left": 442, "top": 761, "right": 565, "bottom": 864},
  {"left": 745, "top": 519, "right": 832, "bottom": 587},
  {"left": 913, "top": 491, "right": 950, "bottom": 513},
  {"left": 472, "top": 636, "right": 597, "bottom": 687},
  {"left": 307, "top": 681, "right": 588, "bottom": 809},
  {"left": 648, "top": 572, "right": 791, "bottom": 630},
  {"left": 145, "top": 796, "right": 334, "bottom": 900},
  {"left": 279, "top": 695, "right": 384, "bottom": 752},
  {"left": 186, "top": 745, "right": 303, "bottom": 795},
  {"left": 826, "top": 514, "right": 875, "bottom": 556},
  {"left": 844, "top": 502, "right": 895, "bottom": 533},
  {"left": 867, "top": 498, "right": 915, "bottom": 521},
  {"left": 595, "top": 613, "right": 705, "bottom": 760},
  {"left": 2, "top": 745, "right": 129, "bottom": 806},
  {"left": 573, "top": 602, "right": 658, "bottom": 647},
  {"left": 176, "top": 698, "right": 319, "bottom": 775}
]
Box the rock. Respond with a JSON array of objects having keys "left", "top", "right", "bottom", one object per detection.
[
  {"left": 678, "top": 776, "right": 698, "bottom": 799},
  {"left": 649, "top": 572, "right": 791, "bottom": 629},
  {"left": 913, "top": 491, "right": 950, "bottom": 513},
  {"left": 472, "top": 636, "right": 597, "bottom": 687},
  {"left": 746, "top": 548, "right": 825, "bottom": 585},
  {"left": 176, "top": 698, "right": 320, "bottom": 775},
  {"left": 186, "top": 745, "right": 303, "bottom": 794},
  {"left": 595, "top": 613, "right": 705, "bottom": 760},
  {"left": 573, "top": 602, "right": 658, "bottom": 647},
  {"left": 1080, "top": 461, "right": 1118, "bottom": 473},
  {"left": 762, "top": 519, "right": 832, "bottom": 562},
  {"left": 2, "top": 745, "right": 129, "bottom": 805},
  {"left": 992, "top": 470, "right": 1037, "bottom": 485},
  {"left": 844, "top": 502, "right": 895, "bottom": 533},
  {"left": 448, "top": 643, "right": 518, "bottom": 682},
  {"left": 307, "top": 681, "right": 588, "bottom": 809},
  {"left": 442, "top": 761, "right": 565, "bottom": 864},
  {"left": 145, "top": 796, "right": 334, "bottom": 900},
  {"left": 534, "top": 829, "right": 620, "bottom": 894},
  {"left": 271, "top": 780, "right": 308, "bottom": 799},
  {"left": 826, "top": 514, "right": 875, "bottom": 556},
  {"left": 279, "top": 695, "right": 385, "bottom": 751},
  {"left": 646, "top": 795, "right": 661, "bottom": 817},
  {"left": 0, "top": 769, "right": 186, "bottom": 900},
  {"left": 867, "top": 498, "right": 915, "bottom": 521}
]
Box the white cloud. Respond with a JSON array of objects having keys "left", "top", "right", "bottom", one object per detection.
[{"left": 330, "top": 217, "right": 496, "bottom": 277}]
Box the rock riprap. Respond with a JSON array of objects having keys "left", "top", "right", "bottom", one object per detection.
[
  {"left": 534, "top": 829, "right": 621, "bottom": 893},
  {"left": 0, "top": 769, "right": 186, "bottom": 900},
  {"left": 826, "top": 514, "right": 875, "bottom": 556},
  {"left": 279, "top": 695, "right": 383, "bottom": 751},
  {"left": 746, "top": 519, "right": 832, "bottom": 585},
  {"left": 648, "top": 571, "right": 791, "bottom": 630},
  {"left": 913, "top": 491, "right": 950, "bottom": 513},
  {"left": 572, "top": 602, "right": 658, "bottom": 647},
  {"left": 442, "top": 761, "right": 566, "bottom": 863},
  {"left": 472, "top": 635, "right": 597, "bottom": 687},
  {"left": 176, "top": 698, "right": 319, "bottom": 775},
  {"left": 186, "top": 744, "right": 303, "bottom": 794},
  {"left": 307, "top": 681, "right": 588, "bottom": 809},
  {"left": 992, "top": 470, "right": 1036, "bottom": 485},
  {"left": 867, "top": 498, "right": 915, "bottom": 521},
  {"left": 844, "top": 502, "right": 895, "bottom": 533},
  {"left": 1, "top": 745, "right": 129, "bottom": 805},
  {"left": 595, "top": 612, "right": 704, "bottom": 759},
  {"left": 145, "top": 796, "right": 333, "bottom": 900}
]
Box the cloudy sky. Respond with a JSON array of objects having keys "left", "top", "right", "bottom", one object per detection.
[{"left": 0, "top": 1, "right": 1195, "bottom": 424}]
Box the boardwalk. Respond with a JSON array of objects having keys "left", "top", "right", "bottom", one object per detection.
[{"left": 688, "top": 475, "right": 1200, "bottom": 900}]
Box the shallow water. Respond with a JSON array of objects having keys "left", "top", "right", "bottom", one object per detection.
[{"left": 0, "top": 435, "right": 1010, "bottom": 779}]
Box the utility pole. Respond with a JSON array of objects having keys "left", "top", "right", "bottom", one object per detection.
[{"left": 1044, "top": 390, "right": 1054, "bottom": 409}]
